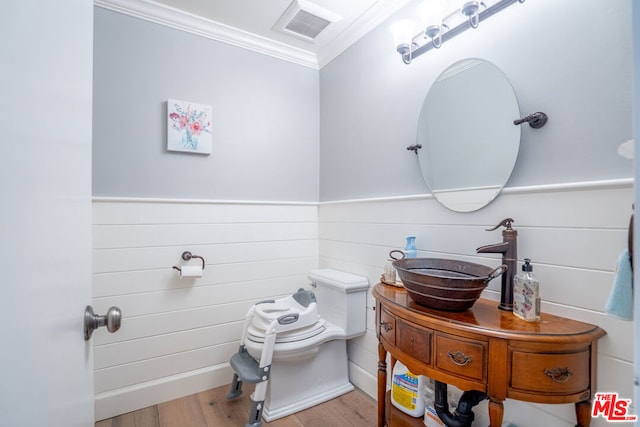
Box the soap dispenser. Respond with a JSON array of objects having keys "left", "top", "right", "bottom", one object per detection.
[{"left": 513, "top": 258, "right": 540, "bottom": 322}]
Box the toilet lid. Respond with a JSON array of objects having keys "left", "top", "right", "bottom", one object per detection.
[{"left": 247, "top": 320, "right": 326, "bottom": 344}]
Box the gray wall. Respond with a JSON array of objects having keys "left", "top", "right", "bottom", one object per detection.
[
  {"left": 93, "top": 8, "right": 319, "bottom": 201},
  {"left": 319, "top": 0, "right": 633, "bottom": 201},
  {"left": 94, "top": 0, "right": 632, "bottom": 203}
]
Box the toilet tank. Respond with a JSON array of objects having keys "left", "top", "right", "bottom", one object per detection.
[{"left": 307, "top": 269, "right": 369, "bottom": 339}]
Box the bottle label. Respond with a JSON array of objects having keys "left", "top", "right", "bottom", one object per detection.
[
  {"left": 513, "top": 278, "right": 540, "bottom": 321},
  {"left": 392, "top": 372, "right": 419, "bottom": 410}
]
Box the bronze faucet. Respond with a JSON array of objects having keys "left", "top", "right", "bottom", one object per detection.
[{"left": 476, "top": 218, "right": 517, "bottom": 311}]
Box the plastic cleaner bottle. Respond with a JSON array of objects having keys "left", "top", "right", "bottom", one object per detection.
[{"left": 391, "top": 361, "right": 426, "bottom": 417}]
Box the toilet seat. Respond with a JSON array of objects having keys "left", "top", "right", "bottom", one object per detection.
[
  {"left": 245, "top": 320, "right": 346, "bottom": 361},
  {"left": 247, "top": 320, "right": 326, "bottom": 344},
  {"left": 250, "top": 290, "right": 320, "bottom": 334}
]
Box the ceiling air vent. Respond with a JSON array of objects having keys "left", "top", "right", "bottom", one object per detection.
[{"left": 274, "top": 0, "right": 342, "bottom": 42}]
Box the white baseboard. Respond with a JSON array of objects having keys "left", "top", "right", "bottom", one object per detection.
[
  {"left": 95, "top": 361, "right": 377, "bottom": 421},
  {"left": 348, "top": 361, "right": 377, "bottom": 401},
  {"left": 94, "top": 363, "right": 233, "bottom": 421}
]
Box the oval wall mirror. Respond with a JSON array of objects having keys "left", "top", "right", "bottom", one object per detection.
[{"left": 416, "top": 58, "right": 521, "bottom": 212}]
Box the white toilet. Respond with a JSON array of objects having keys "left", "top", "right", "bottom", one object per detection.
[{"left": 242, "top": 269, "right": 369, "bottom": 422}]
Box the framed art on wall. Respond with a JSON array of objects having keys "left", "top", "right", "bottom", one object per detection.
[{"left": 167, "top": 99, "right": 212, "bottom": 154}]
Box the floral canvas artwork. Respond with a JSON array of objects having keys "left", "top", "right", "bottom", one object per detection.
[{"left": 167, "top": 99, "right": 212, "bottom": 154}]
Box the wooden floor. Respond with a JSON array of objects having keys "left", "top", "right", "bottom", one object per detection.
[{"left": 95, "top": 383, "right": 377, "bottom": 427}]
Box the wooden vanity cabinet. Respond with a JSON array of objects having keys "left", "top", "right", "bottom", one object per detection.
[{"left": 374, "top": 284, "right": 606, "bottom": 427}]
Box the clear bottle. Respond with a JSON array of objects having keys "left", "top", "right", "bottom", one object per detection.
[
  {"left": 383, "top": 258, "right": 396, "bottom": 284},
  {"left": 513, "top": 258, "right": 541, "bottom": 322}
]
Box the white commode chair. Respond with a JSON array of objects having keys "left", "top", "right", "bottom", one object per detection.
[
  {"left": 227, "top": 289, "right": 320, "bottom": 427},
  {"left": 226, "top": 270, "right": 369, "bottom": 427}
]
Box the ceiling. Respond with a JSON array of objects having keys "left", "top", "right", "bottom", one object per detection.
[{"left": 95, "top": 0, "right": 414, "bottom": 68}]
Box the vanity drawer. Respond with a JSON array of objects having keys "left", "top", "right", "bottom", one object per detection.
[
  {"left": 397, "top": 320, "right": 432, "bottom": 364},
  {"left": 379, "top": 309, "right": 396, "bottom": 346},
  {"left": 435, "top": 333, "right": 486, "bottom": 381},
  {"left": 511, "top": 351, "right": 590, "bottom": 394}
]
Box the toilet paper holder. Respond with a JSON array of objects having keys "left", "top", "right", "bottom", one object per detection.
[{"left": 172, "top": 251, "right": 206, "bottom": 272}]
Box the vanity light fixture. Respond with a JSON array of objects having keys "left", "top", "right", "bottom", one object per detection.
[{"left": 390, "top": 0, "right": 525, "bottom": 64}]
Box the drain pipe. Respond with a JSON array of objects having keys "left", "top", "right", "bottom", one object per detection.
[{"left": 434, "top": 381, "right": 487, "bottom": 427}]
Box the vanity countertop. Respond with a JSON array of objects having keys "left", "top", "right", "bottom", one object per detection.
[{"left": 374, "top": 283, "right": 604, "bottom": 341}]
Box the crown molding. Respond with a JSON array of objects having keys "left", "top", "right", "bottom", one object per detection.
[
  {"left": 94, "top": 0, "right": 319, "bottom": 68},
  {"left": 95, "top": 0, "right": 412, "bottom": 70}
]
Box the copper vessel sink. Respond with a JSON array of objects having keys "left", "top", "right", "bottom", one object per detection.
[{"left": 392, "top": 258, "right": 507, "bottom": 311}]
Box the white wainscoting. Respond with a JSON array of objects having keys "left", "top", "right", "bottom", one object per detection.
[
  {"left": 93, "top": 181, "right": 634, "bottom": 426},
  {"left": 318, "top": 180, "right": 634, "bottom": 427},
  {"left": 92, "top": 198, "right": 319, "bottom": 420}
]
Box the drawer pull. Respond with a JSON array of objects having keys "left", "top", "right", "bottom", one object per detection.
[
  {"left": 380, "top": 321, "right": 393, "bottom": 332},
  {"left": 544, "top": 367, "right": 573, "bottom": 383},
  {"left": 447, "top": 350, "right": 472, "bottom": 366}
]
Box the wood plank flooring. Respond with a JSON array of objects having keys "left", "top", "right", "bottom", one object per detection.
[{"left": 95, "top": 384, "right": 377, "bottom": 427}]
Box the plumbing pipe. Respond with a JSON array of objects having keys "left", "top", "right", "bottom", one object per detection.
[{"left": 434, "top": 381, "right": 487, "bottom": 427}]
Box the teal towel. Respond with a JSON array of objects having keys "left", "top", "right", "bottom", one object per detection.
[{"left": 605, "top": 248, "right": 633, "bottom": 321}]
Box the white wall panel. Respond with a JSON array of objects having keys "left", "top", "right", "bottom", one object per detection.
[
  {"left": 93, "top": 300, "right": 254, "bottom": 345},
  {"left": 94, "top": 322, "right": 243, "bottom": 369},
  {"left": 92, "top": 199, "right": 318, "bottom": 420},
  {"left": 93, "top": 199, "right": 317, "bottom": 224},
  {"left": 319, "top": 185, "right": 632, "bottom": 229},
  {"left": 318, "top": 181, "right": 635, "bottom": 426},
  {"left": 93, "top": 240, "right": 318, "bottom": 273},
  {"left": 93, "top": 257, "right": 317, "bottom": 297},
  {"left": 92, "top": 276, "right": 313, "bottom": 318},
  {"left": 95, "top": 342, "right": 238, "bottom": 393},
  {"left": 93, "top": 222, "right": 318, "bottom": 249},
  {"left": 94, "top": 182, "right": 634, "bottom": 424}
]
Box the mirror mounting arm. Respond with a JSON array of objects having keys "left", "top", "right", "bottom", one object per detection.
[
  {"left": 406, "top": 144, "right": 422, "bottom": 154},
  {"left": 514, "top": 111, "right": 548, "bottom": 129}
]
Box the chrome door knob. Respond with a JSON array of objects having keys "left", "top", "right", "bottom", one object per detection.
[{"left": 84, "top": 305, "right": 122, "bottom": 340}]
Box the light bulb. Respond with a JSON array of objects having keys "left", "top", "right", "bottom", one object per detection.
[{"left": 390, "top": 19, "right": 416, "bottom": 63}]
